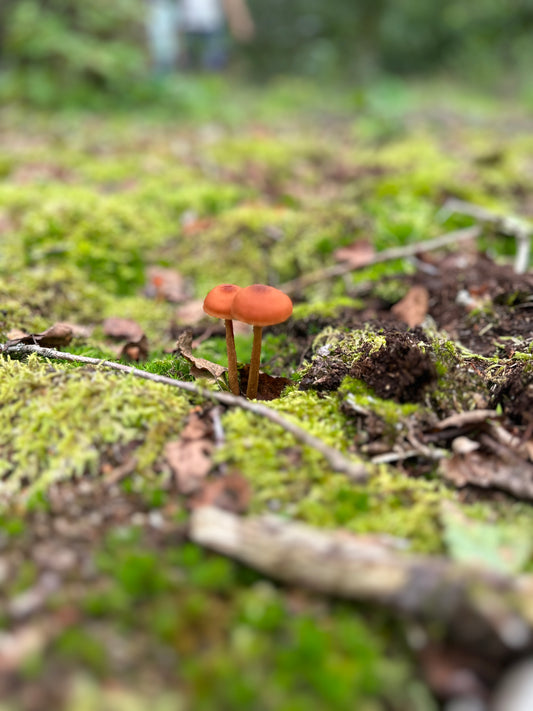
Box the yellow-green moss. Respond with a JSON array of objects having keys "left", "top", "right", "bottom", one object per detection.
[
  {"left": 217, "top": 387, "right": 446, "bottom": 553},
  {"left": 0, "top": 354, "right": 190, "bottom": 498}
]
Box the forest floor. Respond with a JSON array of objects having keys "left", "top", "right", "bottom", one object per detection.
[{"left": 0, "top": 77, "right": 532, "bottom": 711}]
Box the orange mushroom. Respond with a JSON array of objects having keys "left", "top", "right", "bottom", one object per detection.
[
  {"left": 231, "top": 284, "right": 293, "bottom": 399},
  {"left": 203, "top": 284, "right": 242, "bottom": 396}
]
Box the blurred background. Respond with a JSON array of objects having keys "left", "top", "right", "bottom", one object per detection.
[{"left": 0, "top": 0, "right": 532, "bottom": 109}]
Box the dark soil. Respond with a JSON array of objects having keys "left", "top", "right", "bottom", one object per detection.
[
  {"left": 300, "top": 328, "right": 437, "bottom": 403},
  {"left": 490, "top": 360, "right": 533, "bottom": 425},
  {"left": 348, "top": 329, "right": 437, "bottom": 403},
  {"left": 286, "top": 252, "right": 533, "bottom": 369}
]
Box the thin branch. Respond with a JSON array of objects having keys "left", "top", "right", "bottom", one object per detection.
[
  {"left": 281, "top": 226, "right": 481, "bottom": 295},
  {"left": 0, "top": 343, "right": 368, "bottom": 483},
  {"left": 440, "top": 198, "right": 531, "bottom": 273},
  {"left": 190, "top": 506, "right": 533, "bottom": 648}
]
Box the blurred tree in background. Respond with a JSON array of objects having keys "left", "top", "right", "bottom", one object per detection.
[{"left": 1, "top": 0, "right": 532, "bottom": 106}]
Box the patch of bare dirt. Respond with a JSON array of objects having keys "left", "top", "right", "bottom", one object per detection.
[
  {"left": 300, "top": 328, "right": 437, "bottom": 403},
  {"left": 415, "top": 252, "right": 533, "bottom": 356},
  {"left": 349, "top": 330, "right": 437, "bottom": 403}
]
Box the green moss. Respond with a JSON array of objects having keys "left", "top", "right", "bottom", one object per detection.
[
  {"left": 292, "top": 297, "right": 364, "bottom": 321},
  {"left": 427, "top": 333, "right": 490, "bottom": 414},
  {"left": 339, "top": 376, "right": 420, "bottom": 428},
  {"left": 77, "top": 531, "right": 432, "bottom": 711},
  {"left": 54, "top": 628, "right": 108, "bottom": 676},
  {"left": 9, "top": 559, "right": 38, "bottom": 595},
  {"left": 0, "top": 264, "right": 112, "bottom": 337},
  {"left": 216, "top": 386, "right": 445, "bottom": 552},
  {"left": 0, "top": 354, "right": 190, "bottom": 497}
]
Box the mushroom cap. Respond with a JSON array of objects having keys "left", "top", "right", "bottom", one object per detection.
[
  {"left": 231, "top": 284, "right": 293, "bottom": 327},
  {"left": 203, "top": 284, "right": 241, "bottom": 320}
]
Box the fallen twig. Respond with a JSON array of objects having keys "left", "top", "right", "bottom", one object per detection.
[
  {"left": 190, "top": 506, "right": 533, "bottom": 649},
  {"left": 440, "top": 198, "right": 532, "bottom": 273},
  {"left": 281, "top": 226, "right": 481, "bottom": 295},
  {"left": 0, "top": 343, "right": 368, "bottom": 483}
]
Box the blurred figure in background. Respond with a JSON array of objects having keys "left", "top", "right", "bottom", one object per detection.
[
  {"left": 181, "top": 0, "right": 254, "bottom": 71},
  {"left": 145, "top": 0, "right": 181, "bottom": 75}
]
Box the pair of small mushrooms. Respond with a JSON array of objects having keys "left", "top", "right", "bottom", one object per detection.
[{"left": 203, "top": 284, "right": 293, "bottom": 399}]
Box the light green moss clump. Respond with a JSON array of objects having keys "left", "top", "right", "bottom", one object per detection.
[
  {"left": 217, "top": 387, "right": 446, "bottom": 553},
  {"left": 426, "top": 333, "right": 491, "bottom": 414},
  {"left": 217, "top": 389, "right": 356, "bottom": 511},
  {"left": 73, "top": 535, "right": 434, "bottom": 711},
  {"left": 0, "top": 354, "right": 190, "bottom": 497},
  {"left": 339, "top": 377, "right": 421, "bottom": 427},
  {"left": 0, "top": 264, "right": 112, "bottom": 338},
  {"left": 292, "top": 297, "right": 364, "bottom": 321}
]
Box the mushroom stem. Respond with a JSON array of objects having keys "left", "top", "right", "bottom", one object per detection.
[
  {"left": 224, "top": 319, "right": 240, "bottom": 396},
  {"left": 247, "top": 325, "right": 263, "bottom": 399}
]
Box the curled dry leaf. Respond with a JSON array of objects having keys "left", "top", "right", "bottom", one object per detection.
[
  {"left": 145, "top": 266, "right": 188, "bottom": 303},
  {"left": 391, "top": 285, "right": 429, "bottom": 328},
  {"left": 441, "top": 449, "right": 533, "bottom": 501},
  {"left": 6, "top": 323, "right": 73, "bottom": 348},
  {"left": 173, "top": 330, "right": 227, "bottom": 382}
]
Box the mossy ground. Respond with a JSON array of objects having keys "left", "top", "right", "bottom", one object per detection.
[{"left": 1, "top": 77, "right": 532, "bottom": 709}]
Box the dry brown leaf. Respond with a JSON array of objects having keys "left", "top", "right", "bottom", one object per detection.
[
  {"left": 165, "top": 413, "right": 214, "bottom": 494},
  {"left": 119, "top": 335, "right": 149, "bottom": 362},
  {"left": 6, "top": 323, "right": 73, "bottom": 348},
  {"left": 189, "top": 472, "right": 251, "bottom": 514},
  {"left": 334, "top": 239, "right": 375, "bottom": 268},
  {"left": 441, "top": 450, "right": 533, "bottom": 500},
  {"left": 57, "top": 322, "right": 93, "bottom": 339},
  {"left": 173, "top": 331, "right": 226, "bottom": 381},
  {"left": 103, "top": 317, "right": 144, "bottom": 342},
  {"left": 145, "top": 266, "right": 188, "bottom": 302},
  {"left": 6, "top": 328, "right": 28, "bottom": 340},
  {"left": 238, "top": 364, "right": 292, "bottom": 401},
  {"left": 391, "top": 285, "right": 429, "bottom": 328}
]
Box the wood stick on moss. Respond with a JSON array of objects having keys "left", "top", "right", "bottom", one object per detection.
[
  {"left": 190, "top": 506, "right": 533, "bottom": 648},
  {"left": 441, "top": 199, "right": 531, "bottom": 273},
  {"left": 281, "top": 226, "right": 481, "bottom": 295},
  {"left": 0, "top": 343, "right": 368, "bottom": 483}
]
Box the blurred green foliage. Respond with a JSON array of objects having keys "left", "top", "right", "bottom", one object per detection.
[{"left": 0, "top": 0, "right": 532, "bottom": 106}]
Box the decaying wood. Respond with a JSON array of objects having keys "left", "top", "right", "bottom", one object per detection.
[
  {"left": 281, "top": 226, "right": 481, "bottom": 295},
  {"left": 0, "top": 343, "right": 368, "bottom": 483},
  {"left": 190, "top": 506, "right": 533, "bottom": 649},
  {"left": 441, "top": 198, "right": 532, "bottom": 273}
]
